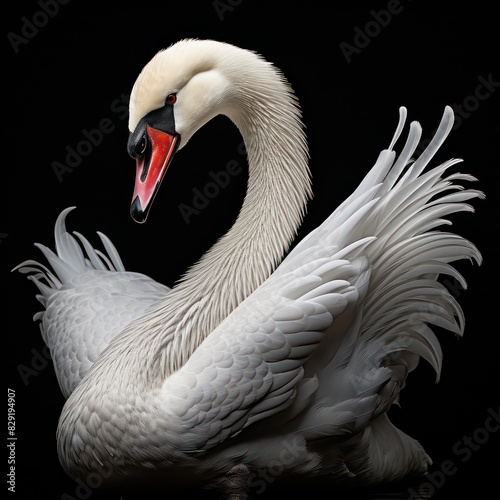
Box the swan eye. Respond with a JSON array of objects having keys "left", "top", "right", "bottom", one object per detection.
[{"left": 165, "top": 93, "right": 177, "bottom": 105}]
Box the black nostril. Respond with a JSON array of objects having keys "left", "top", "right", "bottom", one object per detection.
[
  {"left": 137, "top": 136, "right": 147, "bottom": 156},
  {"left": 127, "top": 128, "right": 147, "bottom": 159}
]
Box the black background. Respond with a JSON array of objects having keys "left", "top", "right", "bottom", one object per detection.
[{"left": 3, "top": 1, "right": 498, "bottom": 498}]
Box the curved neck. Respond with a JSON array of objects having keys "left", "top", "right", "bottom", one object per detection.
[
  {"left": 168, "top": 63, "right": 312, "bottom": 353},
  {"left": 180, "top": 88, "right": 311, "bottom": 295},
  {"left": 103, "top": 52, "right": 312, "bottom": 383}
]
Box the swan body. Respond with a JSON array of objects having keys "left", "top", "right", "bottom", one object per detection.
[{"left": 16, "top": 39, "right": 483, "bottom": 494}]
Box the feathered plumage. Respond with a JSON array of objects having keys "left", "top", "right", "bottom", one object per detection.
[{"left": 15, "top": 39, "right": 482, "bottom": 495}]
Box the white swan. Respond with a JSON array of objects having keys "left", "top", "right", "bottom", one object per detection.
[{"left": 16, "top": 39, "right": 483, "bottom": 496}]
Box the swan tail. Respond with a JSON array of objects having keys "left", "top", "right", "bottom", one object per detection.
[{"left": 13, "top": 207, "right": 126, "bottom": 307}]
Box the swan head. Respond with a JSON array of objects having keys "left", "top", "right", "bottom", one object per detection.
[{"left": 127, "top": 39, "right": 242, "bottom": 223}]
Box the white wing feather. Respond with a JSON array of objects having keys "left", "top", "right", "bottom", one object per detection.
[
  {"left": 161, "top": 244, "right": 372, "bottom": 453},
  {"left": 14, "top": 207, "right": 170, "bottom": 398}
]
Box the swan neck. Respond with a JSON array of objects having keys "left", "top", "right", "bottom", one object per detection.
[
  {"left": 181, "top": 67, "right": 311, "bottom": 296},
  {"left": 121, "top": 52, "right": 312, "bottom": 380}
]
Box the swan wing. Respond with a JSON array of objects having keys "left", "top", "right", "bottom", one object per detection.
[
  {"left": 161, "top": 224, "right": 375, "bottom": 454},
  {"left": 158, "top": 110, "right": 403, "bottom": 454},
  {"left": 14, "top": 207, "right": 170, "bottom": 398},
  {"left": 161, "top": 106, "right": 483, "bottom": 460}
]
